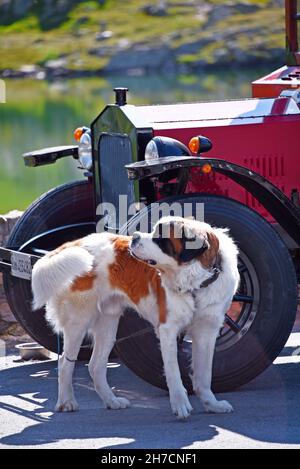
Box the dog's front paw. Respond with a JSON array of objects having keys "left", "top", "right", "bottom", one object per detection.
[
  {"left": 203, "top": 399, "right": 233, "bottom": 414},
  {"left": 105, "top": 397, "right": 131, "bottom": 410},
  {"left": 55, "top": 399, "right": 79, "bottom": 412},
  {"left": 170, "top": 392, "right": 193, "bottom": 420}
]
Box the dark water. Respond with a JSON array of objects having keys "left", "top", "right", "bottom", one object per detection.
[{"left": 0, "top": 68, "right": 270, "bottom": 213}]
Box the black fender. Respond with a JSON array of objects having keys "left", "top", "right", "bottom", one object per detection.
[
  {"left": 126, "top": 156, "right": 300, "bottom": 246},
  {"left": 18, "top": 222, "right": 95, "bottom": 254}
]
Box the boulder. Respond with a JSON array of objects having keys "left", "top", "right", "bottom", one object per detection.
[
  {"left": 104, "top": 45, "right": 174, "bottom": 73},
  {"left": 206, "top": 2, "right": 260, "bottom": 28},
  {"left": 0, "top": 0, "right": 83, "bottom": 29},
  {"left": 0, "top": 0, "right": 34, "bottom": 23},
  {"left": 142, "top": 2, "right": 168, "bottom": 17},
  {"left": 0, "top": 210, "right": 26, "bottom": 336},
  {"left": 174, "top": 38, "right": 211, "bottom": 56},
  {"left": 0, "top": 210, "right": 23, "bottom": 246}
]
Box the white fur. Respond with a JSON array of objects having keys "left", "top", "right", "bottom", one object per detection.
[
  {"left": 31, "top": 217, "right": 239, "bottom": 419},
  {"left": 130, "top": 217, "right": 239, "bottom": 417},
  {"left": 32, "top": 246, "right": 94, "bottom": 310}
]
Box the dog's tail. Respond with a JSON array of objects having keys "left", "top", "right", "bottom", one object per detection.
[{"left": 31, "top": 246, "right": 94, "bottom": 310}]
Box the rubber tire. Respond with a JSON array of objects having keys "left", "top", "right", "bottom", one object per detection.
[
  {"left": 116, "top": 195, "right": 298, "bottom": 393},
  {"left": 3, "top": 180, "right": 94, "bottom": 355}
]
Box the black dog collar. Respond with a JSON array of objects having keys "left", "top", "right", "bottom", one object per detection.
[{"left": 199, "top": 253, "right": 222, "bottom": 289}]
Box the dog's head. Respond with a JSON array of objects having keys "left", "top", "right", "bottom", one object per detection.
[{"left": 129, "top": 216, "right": 219, "bottom": 274}]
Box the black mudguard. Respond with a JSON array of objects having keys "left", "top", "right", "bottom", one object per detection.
[{"left": 126, "top": 156, "right": 300, "bottom": 246}]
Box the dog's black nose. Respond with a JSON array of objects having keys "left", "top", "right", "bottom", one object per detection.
[{"left": 131, "top": 232, "right": 141, "bottom": 246}]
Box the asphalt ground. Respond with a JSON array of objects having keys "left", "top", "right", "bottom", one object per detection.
[{"left": 0, "top": 329, "right": 300, "bottom": 449}]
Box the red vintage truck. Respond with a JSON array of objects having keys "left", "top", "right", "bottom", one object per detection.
[{"left": 1, "top": 0, "right": 299, "bottom": 393}]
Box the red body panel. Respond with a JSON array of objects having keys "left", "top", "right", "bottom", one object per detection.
[
  {"left": 252, "top": 66, "right": 300, "bottom": 98},
  {"left": 153, "top": 110, "right": 300, "bottom": 223}
]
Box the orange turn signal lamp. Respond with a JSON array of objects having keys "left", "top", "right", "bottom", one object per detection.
[
  {"left": 74, "top": 127, "right": 84, "bottom": 142},
  {"left": 188, "top": 135, "right": 213, "bottom": 155},
  {"left": 188, "top": 136, "right": 201, "bottom": 154},
  {"left": 74, "top": 126, "right": 89, "bottom": 142},
  {"left": 188, "top": 135, "right": 213, "bottom": 174},
  {"left": 201, "top": 163, "right": 212, "bottom": 174}
]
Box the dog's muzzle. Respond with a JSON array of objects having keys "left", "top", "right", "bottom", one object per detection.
[
  {"left": 129, "top": 234, "right": 157, "bottom": 266},
  {"left": 129, "top": 249, "right": 157, "bottom": 266}
]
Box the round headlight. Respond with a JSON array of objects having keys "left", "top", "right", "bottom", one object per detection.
[
  {"left": 78, "top": 132, "right": 92, "bottom": 170},
  {"left": 145, "top": 136, "right": 190, "bottom": 162},
  {"left": 145, "top": 139, "right": 159, "bottom": 161}
]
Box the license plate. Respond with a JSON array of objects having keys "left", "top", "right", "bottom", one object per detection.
[{"left": 11, "top": 252, "right": 32, "bottom": 280}]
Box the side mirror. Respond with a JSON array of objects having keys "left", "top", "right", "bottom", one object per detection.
[{"left": 188, "top": 135, "right": 213, "bottom": 155}]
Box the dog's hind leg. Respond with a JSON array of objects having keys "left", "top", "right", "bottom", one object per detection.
[
  {"left": 55, "top": 320, "right": 87, "bottom": 413},
  {"left": 89, "top": 316, "right": 131, "bottom": 410}
]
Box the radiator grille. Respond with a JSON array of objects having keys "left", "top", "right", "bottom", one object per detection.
[{"left": 99, "top": 134, "right": 135, "bottom": 231}]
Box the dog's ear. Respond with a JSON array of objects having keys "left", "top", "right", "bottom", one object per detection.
[
  {"left": 179, "top": 225, "right": 209, "bottom": 263},
  {"left": 200, "top": 231, "right": 219, "bottom": 268}
]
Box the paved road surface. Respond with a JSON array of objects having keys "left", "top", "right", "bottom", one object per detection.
[{"left": 0, "top": 332, "right": 300, "bottom": 449}]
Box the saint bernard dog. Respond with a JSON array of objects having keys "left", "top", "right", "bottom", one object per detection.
[{"left": 32, "top": 216, "right": 239, "bottom": 419}]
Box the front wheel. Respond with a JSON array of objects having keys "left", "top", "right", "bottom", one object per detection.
[{"left": 117, "top": 195, "right": 298, "bottom": 392}]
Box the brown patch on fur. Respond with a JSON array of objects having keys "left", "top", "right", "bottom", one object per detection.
[
  {"left": 200, "top": 231, "right": 219, "bottom": 268},
  {"left": 109, "top": 236, "right": 167, "bottom": 323},
  {"left": 169, "top": 224, "right": 183, "bottom": 258},
  {"left": 153, "top": 275, "right": 167, "bottom": 324},
  {"left": 71, "top": 271, "right": 96, "bottom": 292},
  {"left": 47, "top": 239, "right": 83, "bottom": 257}
]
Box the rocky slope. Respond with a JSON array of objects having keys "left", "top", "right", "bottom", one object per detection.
[{"left": 0, "top": 0, "right": 286, "bottom": 78}]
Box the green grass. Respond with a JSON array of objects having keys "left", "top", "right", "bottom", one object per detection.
[{"left": 0, "top": 176, "right": 41, "bottom": 212}]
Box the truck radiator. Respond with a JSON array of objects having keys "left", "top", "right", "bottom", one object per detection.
[{"left": 98, "top": 133, "right": 135, "bottom": 231}]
